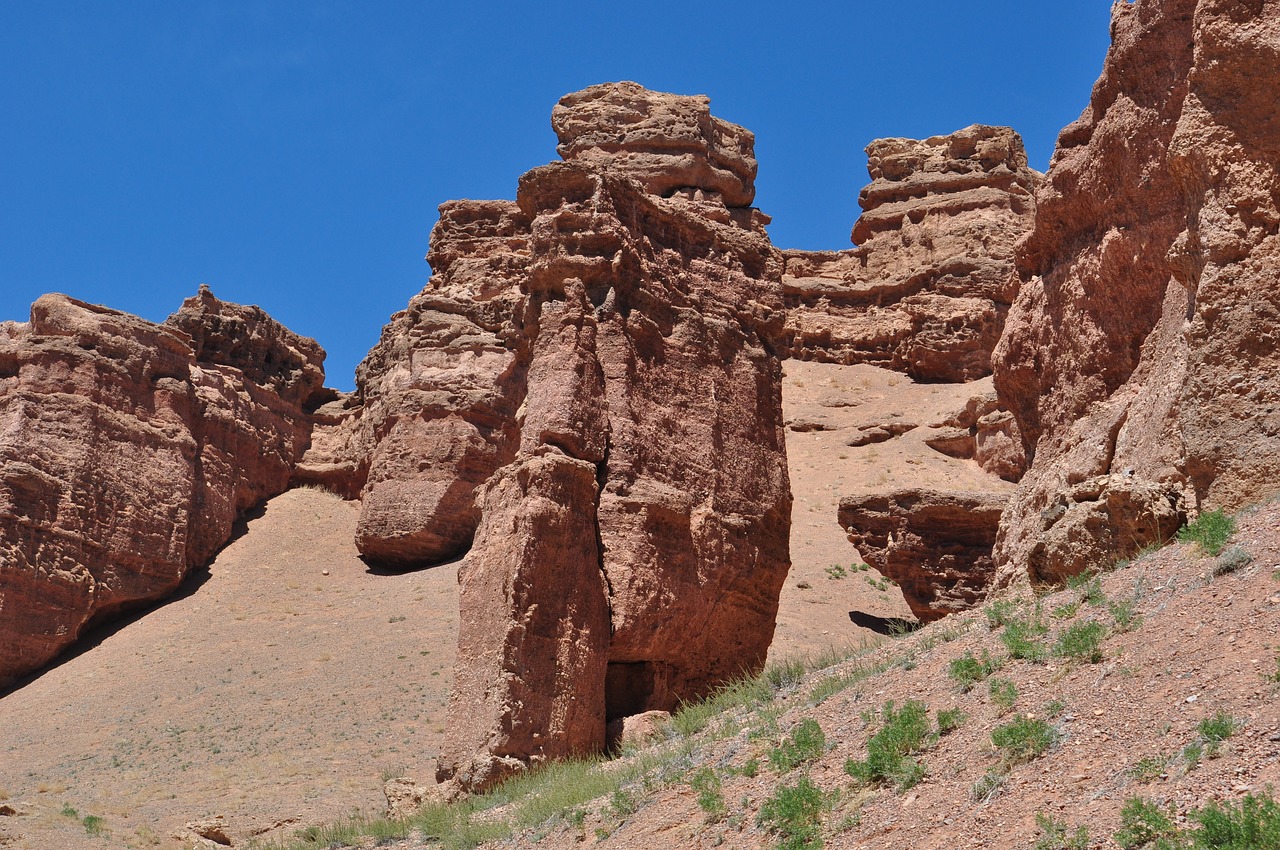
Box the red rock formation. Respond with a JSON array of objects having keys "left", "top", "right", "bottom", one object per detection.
[
  {"left": 993, "top": 0, "right": 1280, "bottom": 585},
  {"left": 782, "top": 126, "right": 1041, "bottom": 382},
  {"left": 340, "top": 84, "right": 790, "bottom": 791},
  {"left": 838, "top": 489, "right": 1006, "bottom": 623},
  {"left": 925, "top": 391, "right": 1027, "bottom": 482},
  {"left": 0, "top": 289, "right": 324, "bottom": 687}
]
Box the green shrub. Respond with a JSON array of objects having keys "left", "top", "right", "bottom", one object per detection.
[
  {"left": 82, "top": 814, "right": 105, "bottom": 836},
  {"left": 991, "top": 716, "right": 1058, "bottom": 767},
  {"left": 1001, "top": 610, "right": 1049, "bottom": 661},
  {"left": 1053, "top": 619, "right": 1107, "bottom": 663},
  {"left": 988, "top": 677, "right": 1018, "bottom": 712},
  {"left": 770, "top": 718, "right": 827, "bottom": 773},
  {"left": 1051, "top": 600, "right": 1080, "bottom": 620},
  {"left": 1109, "top": 597, "right": 1144, "bottom": 632},
  {"left": 844, "top": 700, "right": 932, "bottom": 791},
  {"left": 824, "top": 564, "right": 848, "bottom": 580},
  {"left": 757, "top": 776, "right": 828, "bottom": 850},
  {"left": 985, "top": 599, "right": 1020, "bottom": 629},
  {"left": 1114, "top": 797, "right": 1180, "bottom": 849},
  {"left": 1178, "top": 509, "right": 1236, "bottom": 556},
  {"left": 1198, "top": 712, "right": 1240, "bottom": 744},
  {"left": 1128, "top": 753, "right": 1173, "bottom": 783},
  {"left": 766, "top": 658, "right": 808, "bottom": 693},
  {"left": 936, "top": 708, "right": 966, "bottom": 736},
  {"left": 1034, "top": 812, "right": 1090, "bottom": 850},
  {"left": 949, "top": 650, "right": 1001, "bottom": 692},
  {"left": 689, "top": 767, "right": 726, "bottom": 821},
  {"left": 1190, "top": 792, "right": 1280, "bottom": 848}
]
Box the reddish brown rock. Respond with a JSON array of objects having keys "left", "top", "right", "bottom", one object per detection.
[
  {"left": 782, "top": 126, "right": 1041, "bottom": 382},
  {"left": 839, "top": 488, "right": 1006, "bottom": 623},
  {"left": 993, "top": 0, "right": 1280, "bottom": 585},
  {"left": 0, "top": 290, "right": 324, "bottom": 688},
  {"left": 552, "top": 80, "right": 757, "bottom": 207},
  {"left": 337, "top": 84, "right": 790, "bottom": 791},
  {"left": 350, "top": 199, "right": 530, "bottom": 566},
  {"left": 925, "top": 391, "right": 1026, "bottom": 482}
]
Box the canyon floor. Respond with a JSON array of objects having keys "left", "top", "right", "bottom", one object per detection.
[{"left": 0, "top": 363, "right": 1035, "bottom": 849}]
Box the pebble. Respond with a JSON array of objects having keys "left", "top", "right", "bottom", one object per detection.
[
  {"left": 322, "top": 570, "right": 330, "bottom": 576},
  {"left": 1186, "top": 694, "right": 1199, "bottom": 703}
]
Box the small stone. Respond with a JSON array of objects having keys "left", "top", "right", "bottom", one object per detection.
[{"left": 321, "top": 570, "right": 330, "bottom": 576}]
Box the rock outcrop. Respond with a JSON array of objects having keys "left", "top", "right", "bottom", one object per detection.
[
  {"left": 0, "top": 289, "right": 324, "bottom": 687},
  {"left": 343, "top": 83, "right": 790, "bottom": 792},
  {"left": 839, "top": 488, "right": 1006, "bottom": 623},
  {"left": 782, "top": 126, "right": 1041, "bottom": 382},
  {"left": 925, "top": 391, "right": 1026, "bottom": 482},
  {"left": 993, "top": 0, "right": 1280, "bottom": 585}
]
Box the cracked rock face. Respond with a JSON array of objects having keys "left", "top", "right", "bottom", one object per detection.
[
  {"left": 993, "top": 0, "right": 1280, "bottom": 585},
  {"left": 0, "top": 290, "right": 324, "bottom": 687},
  {"left": 348, "top": 83, "right": 791, "bottom": 792},
  {"left": 782, "top": 125, "right": 1041, "bottom": 382}
]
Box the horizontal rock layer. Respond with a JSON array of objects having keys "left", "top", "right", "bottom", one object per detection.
[{"left": 782, "top": 125, "right": 1041, "bottom": 382}]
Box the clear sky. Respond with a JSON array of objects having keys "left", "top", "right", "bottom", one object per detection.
[{"left": 1, "top": 2, "right": 1114, "bottom": 392}]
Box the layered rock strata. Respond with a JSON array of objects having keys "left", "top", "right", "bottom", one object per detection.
[
  {"left": 993, "top": 0, "right": 1280, "bottom": 585},
  {"left": 782, "top": 125, "right": 1041, "bottom": 382},
  {"left": 839, "top": 488, "right": 1006, "bottom": 623},
  {"left": 0, "top": 288, "right": 324, "bottom": 687},
  {"left": 346, "top": 83, "right": 791, "bottom": 792}
]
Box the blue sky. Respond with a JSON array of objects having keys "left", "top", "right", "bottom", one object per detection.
[{"left": 1, "top": 2, "right": 1114, "bottom": 391}]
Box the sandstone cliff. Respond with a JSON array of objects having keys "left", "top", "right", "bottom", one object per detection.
[
  {"left": 993, "top": 0, "right": 1280, "bottom": 586},
  {"left": 0, "top": 288, "right": 324, "bottom": 687},
  {"left": 342, "top": 83, "right": 792, "bottom": 792},
  {"left": 782, "top": 125, "right": 1041, "bottom": 382}
]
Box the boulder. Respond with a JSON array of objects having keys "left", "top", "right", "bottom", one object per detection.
[
  {"left": 782, "top": 125, "right": 1041, "bottom": 381},
  {"left": 838, "top": 489, "right": 1006, "bottom": 622},
  {"left": 993, "top": 0, "right": 1280, "bottom": 584},
  {"left": 0, "top": 290, "right": 323, "bottom": 688}
]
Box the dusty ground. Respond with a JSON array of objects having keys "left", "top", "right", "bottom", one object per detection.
[
  {"left": 772, "top": 360, "right": 1012, "bottom": 660},
  {"left": 0, "top": 362, "right": 1009, "bottom": 848},
  {"left": 0, "top": 489, "right": 458, "bottom": 849}
]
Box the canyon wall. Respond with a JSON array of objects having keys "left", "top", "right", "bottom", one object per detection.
[
  {"left": 0, "top": 288, "right": 324, "bottom": 687},
  {"left": 993, "top": 0, "right": 1280, "bottom": 585},
  {"left": 782, "top": 125, "right": 1041, "bottom": 382}
]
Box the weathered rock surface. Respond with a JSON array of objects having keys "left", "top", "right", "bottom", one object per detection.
[
  {"left": 925, "top": 391, "right": 1026, "bottom": 482},
  {"left": 993, "top": 0, "right": 1280, "bottom": 585},
  {"left": 0, "top": 289, "right": 324, "bottom": 687},
  {"left": 782, "top": 126, "right": 1041, "bottom": 381},
  {"left": 552, "top": 80, "right": 757, "bottom": 207},
  {"left": 839, "top": 488, "right": 1006, "bottom": 623},
  {"left": 342, "top": 84, "right": 790, "bottom": 792}
]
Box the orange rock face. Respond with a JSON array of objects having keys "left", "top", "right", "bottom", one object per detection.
[
  {"left": 0, "top": 289, "right": 324, "bottom": 687},
  {"left": 993, "top": 0, "right": 1280, "bottom": 585},
  {"left": 783, "top": 125, "right": 1041, "bottom": 382}
]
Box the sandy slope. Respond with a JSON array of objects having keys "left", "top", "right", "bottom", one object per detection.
[
  {"left": 0, "top": 489, "right": 458, "bottom": 849},
  {"left": 772, "top": 360, "right": 1012, "bottom": 660}
]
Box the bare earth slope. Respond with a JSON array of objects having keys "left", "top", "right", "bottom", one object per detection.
[
  {"left": 0, "top": 488, "right": 457, "bottom": 850},
  {"left": 772, "top": 360, "right": 1013, "bottom": 660}
]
